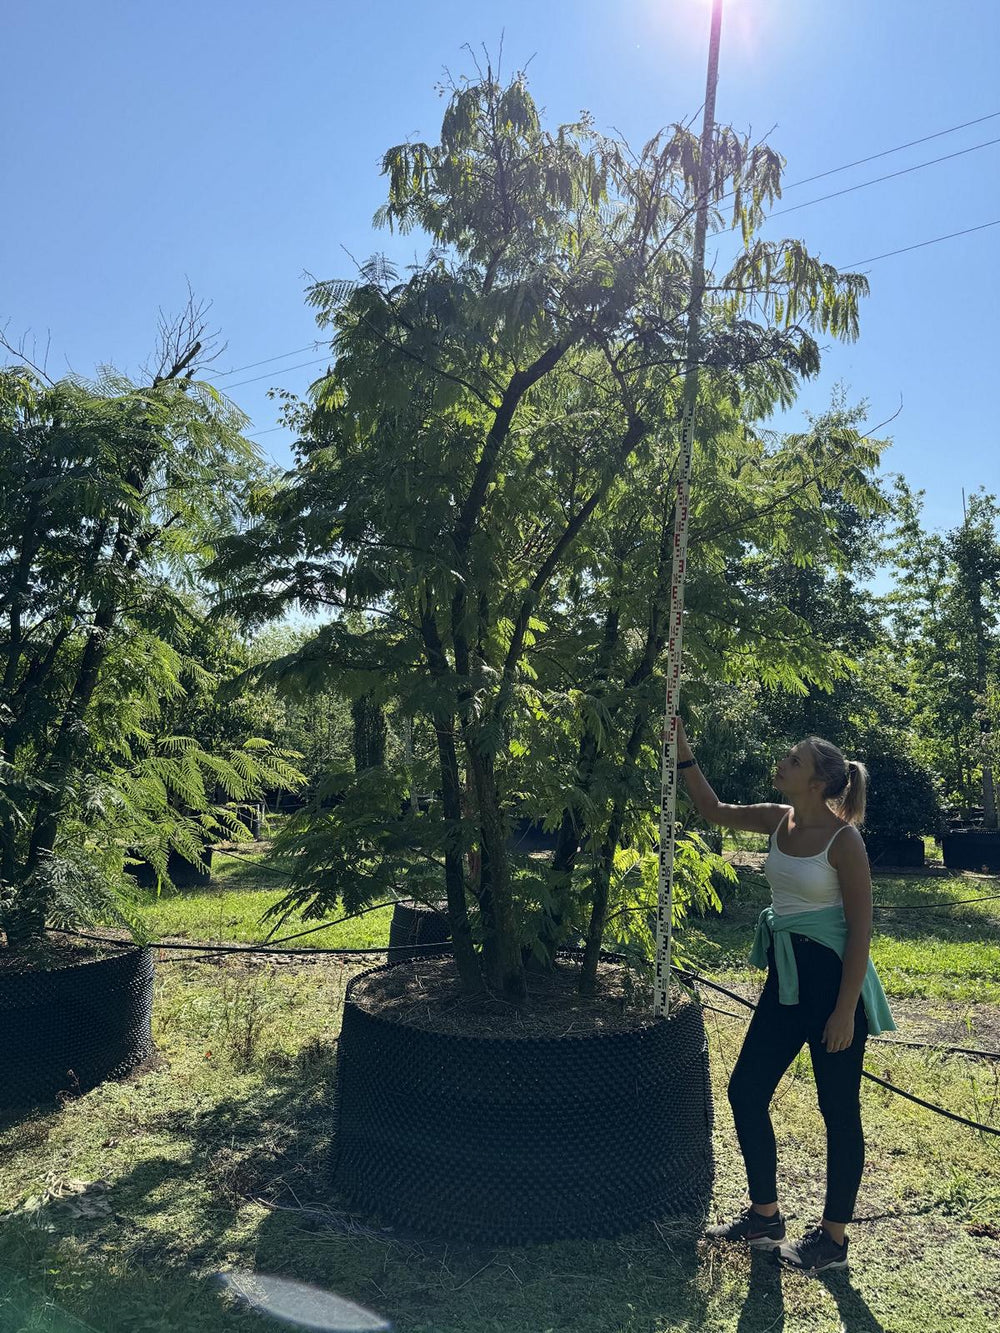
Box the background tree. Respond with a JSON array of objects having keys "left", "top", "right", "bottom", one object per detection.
[
  {"left": 0, "top": 307, "right": 299, "bottom": 947},
  {"left": 883, "top": 481, "right": 1000, "bottom": 825}
]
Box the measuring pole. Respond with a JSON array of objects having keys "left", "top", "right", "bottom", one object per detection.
[{"left": 654, "top": 0, "right": 724, "bottom": 1018}]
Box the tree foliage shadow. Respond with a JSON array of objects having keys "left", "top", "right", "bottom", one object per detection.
[{"left": 42, "top": 1035, "right": 716, "bottom": 1333}]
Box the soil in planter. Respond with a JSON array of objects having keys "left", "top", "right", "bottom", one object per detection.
[
  {"left": 349, "top": 954, "right": 678, "bottom": 1037},
  {"left": 0, "top": 933, "right": 127, "bottom": 973}
]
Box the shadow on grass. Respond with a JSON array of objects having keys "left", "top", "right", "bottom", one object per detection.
[
  {"left": 0, "top": 1035, "right": 728, "bottom": 1333},
  {"left": 817, "top": 1266, "right": 886, "bottom": 1332},
  {"left": 732, "top": 1251, "right": 886, "bottom": 1333}
]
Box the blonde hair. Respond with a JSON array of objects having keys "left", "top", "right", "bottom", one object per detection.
[{"left": 803, "top": 737, "right": 868, "bottom": 826}]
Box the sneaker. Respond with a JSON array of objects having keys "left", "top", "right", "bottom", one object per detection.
[
  {"left": 778, "top": 1224, "right": 849, "bottom": 1273},
  {"left": 705, "top": 1204, "right": 786, "bottom": 1250}
]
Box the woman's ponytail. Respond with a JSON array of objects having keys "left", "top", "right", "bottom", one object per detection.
[
  {"left": 805, "top": 738, "right": 869, "bottom": 825},
  {"left": 837, "top": 758, "right": 869, "bottom": 826}
]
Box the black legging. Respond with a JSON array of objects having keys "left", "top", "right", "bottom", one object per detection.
[{"left": 727, "top": 933, "right": 869, "bottom": 1224}]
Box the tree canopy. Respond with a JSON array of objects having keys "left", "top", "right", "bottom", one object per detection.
[{"left": 209, "top": 69, "right": 884, "bottom": 1003}]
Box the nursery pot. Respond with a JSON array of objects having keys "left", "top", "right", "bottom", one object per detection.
[
  {"left": 942, "top": 830, "right": 1000, "bottom": 873},
  {"left": 387, "top": 900, "right": 452, "bottom": 962},
  {"left": 865, "top": 834, "right": 925, "bottom": 868},
  {"left": 126, "top": 846, "right": 214, "bottom": 890},
  {"left": 0, "top": 945, "right": 155, "bottom": 1111},
  {"left": 330, "top": 954, "right": 714, "bottom": 1244}
]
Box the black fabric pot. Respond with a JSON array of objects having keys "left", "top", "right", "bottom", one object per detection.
[
  {"left": 126, "top": 847, "right": 213, "bottom": 890},
  {"left": 866, "top": 834, "right": 925, "bottom": 868},
  {"left": 0, "top": 946, "right": 155, "bottom": 1111},
  {"left": 330, "top": 954, "right": 714, "bottom": 1244},
  {"left": 508, "top": 817, "right": 559, "bottom": 853},
  {"left": 942, "top": 830, "right": 1000, "bottom": 872},
  {"left": 387, "top": 901, "right": 451, "bottom": 962}
]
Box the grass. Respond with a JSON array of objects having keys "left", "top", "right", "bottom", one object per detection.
[
  {"left": 684, "top": 869, "right": 1000, "bottom": 1005},
  {"left": 2, "top": 852, "right": 999, "bottom": 1330},
  {"left": 135, "top": 850, "right": 395, "bottom": 951}
]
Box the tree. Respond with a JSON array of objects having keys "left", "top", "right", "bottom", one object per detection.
[
  {"left": 211, "top": 69, "right": 872, "bottom": 1003},
  {"left": 883, "top": 482, "right": 1000, "bottom": 825},
  {"left": 0, "top": 308, "right": 300, "bottom": 947}
]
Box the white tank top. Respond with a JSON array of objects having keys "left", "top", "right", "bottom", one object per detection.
[{"left": 764, "top": 810, "right": 847, "bottom": 915}]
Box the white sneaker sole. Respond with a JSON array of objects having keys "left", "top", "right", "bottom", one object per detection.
[{"left": 748, "top": 1235, "right": 785, "bottom": 1251}]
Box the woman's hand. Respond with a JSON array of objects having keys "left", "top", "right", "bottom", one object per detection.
[
  {"left": 660, "top": 715, "right": 694, "bottom": 761},
  {"left": 822, "top": 1004, "right": 857, "bottom": 1054}
]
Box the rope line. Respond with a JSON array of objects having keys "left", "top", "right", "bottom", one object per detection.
[
  {"left": 673, "top": 967, "right": 1000, "bottom": 1134},
  {"left": 46, "top": 925, "right": 448, "bottom": 958},
  {"left": 42, "top": 924, "right": 1000, "bottom": 1134}
]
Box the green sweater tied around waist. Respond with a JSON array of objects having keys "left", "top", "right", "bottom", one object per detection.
[{"left": 749, "top": 903, "right": 896, "bottom": 1037}]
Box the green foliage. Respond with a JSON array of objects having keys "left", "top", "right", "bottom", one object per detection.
[
  {"left": 0, "top": 345, "right": 302, "bottom": 946},
  {"left": 860, "top": 742, "right": 943, "bottom": 839},
  {"left": 883, "top": 482, "right": 1000, "bottom": 821},
  {"left": 210, "top": 67, "right": 879, "bottom": 999}
]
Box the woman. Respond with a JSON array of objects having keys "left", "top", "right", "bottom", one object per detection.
[{"left": 674, "top": 717, "right": 895, "bottom": 1274}]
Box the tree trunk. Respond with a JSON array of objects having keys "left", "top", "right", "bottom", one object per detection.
[
  {"left": 468, "top": 743, "right": 526, "bottom": 1004},
  {"left": 26, "top": 617, "right": 110, "bottom": 876},
  {"left": 529, "top": 731, "right": 598, "bottom": 970},
  {"left": 983, "top": 761, "right": 998, "bottom": 830},
  {"left": 535, "top": 594, "right": 624, "bottom": 965},
  {"left": 351, "top": 693, "right": 386, "bottom": 770},
  {"left": 579, "top": 803, "right": 624, "bottom": 998},
  {"left": 419, "top": 602, "right": 485, "bottom": 995},
  {"left": 433, "top": 712, "right": 484, "bottom": 995}
]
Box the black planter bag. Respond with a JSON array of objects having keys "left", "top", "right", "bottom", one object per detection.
[
  {"left": 0, "top": 947, "right": 155, "bottom": 1111},
  {"left": 330, "top": 952, "right": 714, "bottom": 1244}
]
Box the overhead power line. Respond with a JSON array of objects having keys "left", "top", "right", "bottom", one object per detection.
[
  {"left": 206, "top": 341, "right": 326, "bottom": 381},
  {"left": 223, "top": 110, "right": 1000, "bottom": 437},
  {"left": 780, "top": 108, "right": 1000, "bottom": 191},
  {"left": 843, "top": 217, "right": 1000, "bottom": 269},
  {"left": 769, "top": 135, "right": 1000, "bottom": 219},
  {"left": 224, "top": 356, "right": 330, "bottom": 391}
]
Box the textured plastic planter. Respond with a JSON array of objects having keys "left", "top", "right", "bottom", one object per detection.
[
  {"left": 387, "top": 900, "right": 452, "bottom": 962},
  {"left": 866, "top": 834, "right": 925, "bottom": 868},
  {"left": 0, "top": 946, "right": 155, "bottom": 1111},
  {"left": 330, "top": 955, "right": 714, "bottom": 1244},
  {"left": 942, "top": 830, "right": 1000, "bottom": 873}
]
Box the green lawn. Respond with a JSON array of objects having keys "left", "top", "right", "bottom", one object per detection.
[
  {"left": 2, "top": 854, "right": 999, "bottom": 1331},
  {"left": 683, "top": 868, "right": 1000, "bottom": 1004},
  {"left": 135, "top": 849, "right": 395, "bottom": 951}
]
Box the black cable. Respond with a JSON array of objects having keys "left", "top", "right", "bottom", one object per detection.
[
  {"left": 692, "top": 981, "right": 1000, "bottom": 1062},
  {"left": 780, "top": 109, "right": 1000, "bottom": 191},
  {"left": 46, "top": 925, "right": 452, "bottom": 959},
  {"left": 224, "top": 357, "right": 329, "bottom": 391},
  {"left": 674, "top": 967, "right": 1000, "bottom": 1134},
  {"left": 874, "top": 888, "right": 1000, "bottom": 912},
  {"left": 842, "top": 217, "right": 1000, "bottom": 269},
  {"left": 267, "top": 898, "right": 400, "bottom": 946},
  {"left": 768, "top": 135, "right": 1000, "bottom": 219},
  {"left": 205, "top": 343, "right": 325, "bottom": 381},
  {"left": 43, "top": 927, "right": 1000, "bottom": 1132},
  {"left": 211, "top": 848, "right": 296, "bottom": 879},
  {"left": 860, "top": 1070, "right": 1000, "bottom": 1135},
  {"left": 204, "top": 110, "right": 1000, "bottom": 420}
]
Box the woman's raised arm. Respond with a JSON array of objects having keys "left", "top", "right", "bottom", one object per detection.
[{"left": 672, "top": 716, "right": 787, "bottom": 835}]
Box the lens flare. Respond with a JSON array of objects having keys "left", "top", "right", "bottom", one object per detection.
[{"left": 213, "top": 1271, "right": 392, "bottom": 1332}]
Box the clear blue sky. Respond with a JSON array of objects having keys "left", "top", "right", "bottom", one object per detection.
[{"left": 4, "top": 0, "right": 998, "bottom": 537}]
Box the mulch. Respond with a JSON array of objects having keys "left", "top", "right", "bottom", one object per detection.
[{"left": 347, "top": 954, "right": 685, "bottom": 1038}]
